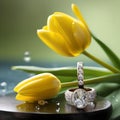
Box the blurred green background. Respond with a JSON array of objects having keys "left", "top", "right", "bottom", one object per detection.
[{"left": 0, "top": 0, "right": 120, "bottom": 67}]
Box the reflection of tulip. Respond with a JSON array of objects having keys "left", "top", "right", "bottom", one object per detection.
[
  {"left": 14, "top": 73, "right": 61, "bottom": 102},
  {"left": 17, "top": 102, "right": 58, "bottom": 113},
  {"left": 37, "top": 7, "right": 91, "bottom": 57}
]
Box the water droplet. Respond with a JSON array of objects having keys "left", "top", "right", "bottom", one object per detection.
[
  {"left": 0, "top": 82, "right": 7, "bottom": 96},
  {"left": 56, "top": 107, "right": 60, "bottom": 113},
  {"left": 1, "top": 82, "right": 7, "bottom": 86},
  {"left": 24, "top": 51, "right": 31, "bottom": 62},
  {"left": 56, "top": 101, "right": 60, "bottom": 113},
  {"left": 28, "top": 73, "right": 35, "bottom": 77},
  {"left": 112, "top": 95, "right": 115, "bottom": 98},
  {"left": 35, "top": 104, "right": 40, "bottom": 111},
  {"left": 56, "top": 102, "right": 60, "bottom": 106},
  {"left": 115, "top": 99, "right": 119, "bottom": 103}
]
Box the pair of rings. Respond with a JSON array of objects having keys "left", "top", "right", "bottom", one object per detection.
[{"left": 65, "top": 62, "right": 96, "bottom": 109}]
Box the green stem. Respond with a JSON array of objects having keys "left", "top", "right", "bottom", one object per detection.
[
  {"left": 61, "top": 73, "right": 120, "bottom": 88},
  {"left": 83, "top": 51, "right": 120, "bottom": 73}
]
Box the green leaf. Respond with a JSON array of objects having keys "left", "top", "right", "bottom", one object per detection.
[
  {"left": 106, "top": 88, "right": 120, "bottom": 120},
  {"left": 92, "top": 82, "right": 120, "bottom": 120},
  {"left": 11, "top": 66, "right": 112, "bottom": 78},
  {"left": 84, "top": 66, "right": 112, "bottom": 79},
  {"left": 88, "top": 83, "right": 120, "bottom": 120},
  {"left": 93, "top": 83, "right": 120, "bottom": 97},
  {"left": 91, "top": 32, "right": 120, "bottom": 70},
  {"left": 12, "top": 66, "right": 77, "bottom": 76}
]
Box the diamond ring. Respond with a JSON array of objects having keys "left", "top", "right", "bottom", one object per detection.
[{"left": 64, "top": 62, "right": 96, "bottom": 109}]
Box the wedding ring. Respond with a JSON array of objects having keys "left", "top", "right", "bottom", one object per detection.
[
  {"left": 65, "top": 87, "right": 96, "bottom": 109},
  {"left": 64, "top": 62, "right": 97, "bottom": 109}
]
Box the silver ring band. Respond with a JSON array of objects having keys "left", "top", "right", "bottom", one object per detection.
[{"left": 77, "top": 62, "right": 84, "bottom": 88}]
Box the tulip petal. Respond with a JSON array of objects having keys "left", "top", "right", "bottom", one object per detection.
[
  {"left": 72, "top": 4, "right": 88, "bottom": 30},
  {"left": 72, "top": 21, "right": 91, "bottom": 51},
  {"left": 52, "top": 14, "right": 80, "bottom": 52},
  {"left": 16, "top": 73, "right": 61, "bottom": 94},
  {"left": 47, "top": 13, "right": 88, "bottom": 56},
  {"left": 47, "top": 13, "right": 74, "bottom": 42},
  {"left": 16, "top": 87, "right": 60, "bottom": 101},
  {"left": 18, "top": 79, "right": 60, "bottom": 96},
  {"left": 14, "top": 73, "right": 50, "bottom": 92},
  {"left": 16, "top": 94, "right": 39, "bottom": 102},
  {"left": 37, "top": 29, "right": 77, "bottom": 56}
]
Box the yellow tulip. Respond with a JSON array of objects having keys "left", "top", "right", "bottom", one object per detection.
[
  {"left": 14, "top": 73, "right": 61, "bottom": 102},
  {"left": 37, "top": 4, "right": 91, "bottom": 57}
]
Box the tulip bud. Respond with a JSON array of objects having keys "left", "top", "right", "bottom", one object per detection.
[
  {"left": 37, "top": 5, "right": 91, "bottom": 57},
  {"left": 14, "top": 73, "right": 61, "bottom": 102}
]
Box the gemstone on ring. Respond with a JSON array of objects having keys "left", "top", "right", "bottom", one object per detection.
[
  {"left": 87, "top": 88, "right": 96, "bottom": 102},
  {"left": 71, "top": 89, "right": 88, "bottom": 109},
  {"left": 77, "top": 62, "right": 84, "bottom": 88}
]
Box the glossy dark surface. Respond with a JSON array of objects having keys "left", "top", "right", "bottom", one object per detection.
[{"left": 0, "top": 93, "right": 112, "bottom": 120}]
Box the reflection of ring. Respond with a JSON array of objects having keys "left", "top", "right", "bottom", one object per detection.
[
  {"left": 65, "top": 62, "right": 97, "bottom": 109},
  {"left": 65, "top": 88, "right": 96, "bottom": 109}
]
